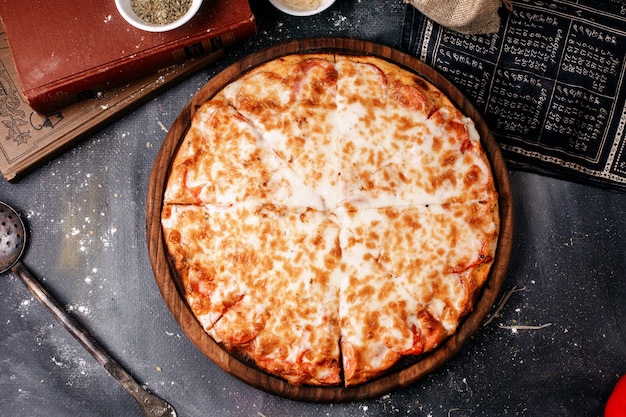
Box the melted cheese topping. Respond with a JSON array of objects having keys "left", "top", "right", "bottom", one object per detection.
[{"left": 162, "top": 54, "right": 499, "bottom": 386}]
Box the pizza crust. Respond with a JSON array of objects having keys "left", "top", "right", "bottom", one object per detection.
[{"left": 162, "top": 53, "right": 499, "bottom": 386}]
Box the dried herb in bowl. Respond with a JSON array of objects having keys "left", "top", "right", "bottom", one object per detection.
[{"left": 131, "top": 0, "right": 193, "bottom": 25}]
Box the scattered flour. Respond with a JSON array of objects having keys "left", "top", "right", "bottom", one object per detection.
[{"left": 34, "top": 324, "right": 100, "bottom": 387}]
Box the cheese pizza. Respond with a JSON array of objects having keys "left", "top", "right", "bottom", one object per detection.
[{"left": 161, "top": 53, "right": 499, "bottom": 386}]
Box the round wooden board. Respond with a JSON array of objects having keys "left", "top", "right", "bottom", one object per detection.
[{"left": 146, "top": 38, "right": 514, "bottom": 402}]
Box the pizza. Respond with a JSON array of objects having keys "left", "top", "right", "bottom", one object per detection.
[{"left": 160, "top": 53, "right": 499, "bottom": 387}]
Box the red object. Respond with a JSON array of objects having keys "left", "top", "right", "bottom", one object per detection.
[
  {"left": 606, "top": 375, "right": 626, "bottom": 417},
  {"left": 0, "top": 0, "right": 256, "bottom": 113}
]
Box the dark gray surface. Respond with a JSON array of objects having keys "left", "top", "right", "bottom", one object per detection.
[{"left": 1, "top": 1, "right": 625, "bottom": 416}]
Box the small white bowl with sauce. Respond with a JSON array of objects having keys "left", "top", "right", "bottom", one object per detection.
[
  {"left": 115, "top": 0, "right": 204, "bottom": 32},
  {"left": 268, "top": 0, "right": 336, "bottom": 16}
]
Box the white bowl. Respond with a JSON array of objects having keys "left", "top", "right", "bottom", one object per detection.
[
  {"left": 115, "top": 0, "right": 204, "bottom": 32},
  {"left": 268, "top": 0, "right": 336, "bottom": 16}
]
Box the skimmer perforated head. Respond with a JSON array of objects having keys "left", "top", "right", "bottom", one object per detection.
[{"left": 0, "top": 201, "right": 26, "bottom": 273}]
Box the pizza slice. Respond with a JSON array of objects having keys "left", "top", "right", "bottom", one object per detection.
[
  {"left": 223, "top": 56, "right": 343, "bottom": 209},
  {"left": 334, "top": 58, "right": 409, "bottom": 197},
  {"left": 336, "top": 201, "right": 498, "bottom": 337},
  {"left": 338, "top": 224, "right": 448, "bottom": 386},
  {"left": 343, "top": 106, "right": 497, "bottom": 209},
  {"left": 334, "top": 56, "right": 442, "bottom": 200},
  {"left": 161, "top": 203, "right": 264, "bottom": 331},
  {"left": 163, "top": 97, "right": 325, "bottom": 210}
]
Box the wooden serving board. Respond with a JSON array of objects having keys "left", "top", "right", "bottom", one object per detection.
[{"left": 146, "top": 38, "right": 514, "bottom": 402}]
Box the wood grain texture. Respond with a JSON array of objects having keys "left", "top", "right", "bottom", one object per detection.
[{"left": 146, "top": 38, "right": 514, "bottom": 402}]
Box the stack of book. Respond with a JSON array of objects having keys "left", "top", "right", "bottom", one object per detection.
[{"left": 0, "top": 0, "right": 256, "bottom": 181}]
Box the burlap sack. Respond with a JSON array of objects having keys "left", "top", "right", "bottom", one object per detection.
[{"left": 406, "top": 0, "right": 512, "bottom": 34}]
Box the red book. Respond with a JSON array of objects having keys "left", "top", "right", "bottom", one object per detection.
[{"left": 0, "top": 0, "right": 256, "bottom": 114}]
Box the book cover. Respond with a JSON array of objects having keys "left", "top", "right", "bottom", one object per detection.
[
  {"left": 0, "top": 23, "right": 225, "bottom": 182},
  {"left": 0, "top": 0, "right": 256, "bottom": 113}
]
